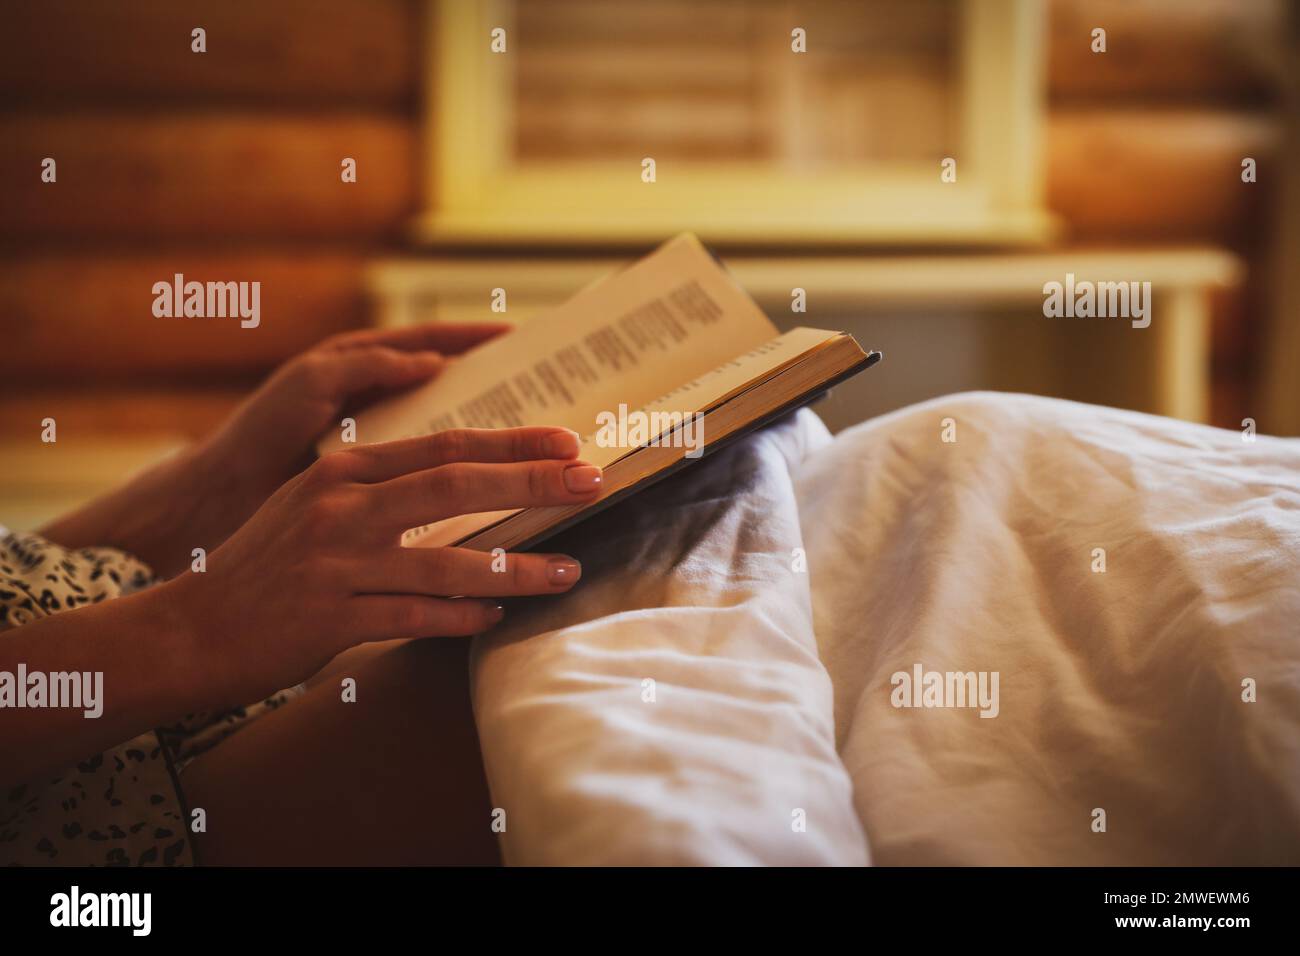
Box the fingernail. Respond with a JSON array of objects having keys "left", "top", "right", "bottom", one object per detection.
[
  {"left": 543, "top": 429, "right": 581, "bottom": 459},
  {"left": 563, "top": 464, "right": 603, "bottom": 494},
  {"left": 546, "top": 557, "right": 581, "bottom": 586}
]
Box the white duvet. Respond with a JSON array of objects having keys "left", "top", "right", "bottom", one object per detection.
[{"left": 471, "top": 393, "right": 1300, "bottom": 865}]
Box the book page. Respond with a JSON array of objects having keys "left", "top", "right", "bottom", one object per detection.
[
  {"left": 579, "top": 325, "right": 839, "bottom": 469},
  {"left": 318, "top": 233, "right": 778, "bottom": 455},
  {"left": 405, "top": 326, "right": 845, "bottom": 547}
]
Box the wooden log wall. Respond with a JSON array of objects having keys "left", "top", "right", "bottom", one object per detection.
[{"left": 0, "top": 0, "right": 1287, "bottom": 442}]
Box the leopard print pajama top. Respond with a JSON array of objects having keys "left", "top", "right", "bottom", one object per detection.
[{"left": 0, "top": 529, "right": 303, "bottom": 866}]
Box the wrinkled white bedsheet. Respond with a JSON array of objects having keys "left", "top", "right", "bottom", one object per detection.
[{"left": 471, "top": 393, "right": 1300, "bottom": 865}]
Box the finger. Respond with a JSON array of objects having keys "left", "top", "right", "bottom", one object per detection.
[
  {"left": 347, "top": 427, "right": 582, "bottom": 483},
  {"left": 356, "top": 547, "right": 582, "bottom": 597},
  {"left": 346, "top": 595, "right": 505, "bottom": 641},
  {"left": 326, "top": 323, "right": 511, "bottom": 356},
  {"left": 371, "top": 459, "right": 604, "bottom": 531},
  {"left": 314, "top": 345, "right": 445, "bottom": 401}
]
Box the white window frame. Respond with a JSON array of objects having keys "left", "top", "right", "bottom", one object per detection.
[{"left": 415, "top": 0, "right": 1054, "bottom": 247}]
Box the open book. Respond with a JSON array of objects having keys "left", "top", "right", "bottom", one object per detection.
[{"left": 318, "top": 234, "right": 880, "bottom": 551}]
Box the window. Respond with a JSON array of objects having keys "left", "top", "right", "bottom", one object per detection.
[{"left": 417, "top": 0, "right": 1053, "bottom": 246}]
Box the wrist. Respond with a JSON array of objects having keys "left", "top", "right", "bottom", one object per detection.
[
  {"left": 75, "top": 576, "right": 220, "bottom": 723},
  {"left": 162, "top": 435, "right": 280, "bottom": 571},
  {"left": 145, "top": 570, "right": 230, "bottom": 714},
  {"left": 39, "top": 445, "right": 210, "bottom": 578},
  {"left": 190, "top": 430, "right": 284, "bottom": 523}
]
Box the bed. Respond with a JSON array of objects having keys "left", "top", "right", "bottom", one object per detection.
[{"left": 470, "top": 393, "right": 1300, "bottom": 865}]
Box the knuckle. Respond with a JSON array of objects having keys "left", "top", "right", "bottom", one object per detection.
[
  {"left": 510, "top": 428, "right": 531, "bottom": 462},
  {"left": 509, "top": 555, "right": 533, "bottom": 589},
  {"left": 321, "top": 328, "right": 369, "bottom": 351},
  {"left": 365, "top": 345, "right": 400, "bottom": 371},
  {"left": 451, "top": 600, "right": 487, "bottom": 633},
  {"left": 424, "top": 547, "right": 457, "bottom": 584},
  {"left": 310, "top": 451, "right": 355, "bottom": 484},
  {"left": 526, "top": 462, "right": 552, "bottom": 500},
  {"left": 293, "top": 353, "right": 333, "bottom": 390},
  {"left": 429, "top": 463, "right": 471, "bottom": 501},
  {"left": 394, "top": 600, "right": 429, "bottom": 636},
  {"left": 432, "top": 429, "right": 471, "bottom": 463},
  {"left": 302, "top": 490, "right": 347, "bottom": 529},
  {"left": 301, "top": 483, "right": 369, "bottom": 537}
]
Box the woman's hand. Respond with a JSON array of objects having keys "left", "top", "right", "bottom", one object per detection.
[
  {"left": 40, "top": 323, "right": 508, "bottom": 579},
  {"left": 166, "top": 426, "right": 602, "bottom": 709},
  {"left": 200, "top": 323, "right": 510, "bottom": 510}
]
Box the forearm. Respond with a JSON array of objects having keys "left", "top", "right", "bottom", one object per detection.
[
  {"left": 39, "top": 440, "right": 261, "bottom": 579},
  {"left": 0, "top": 581, "right": 209, "bottom": 787}
]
